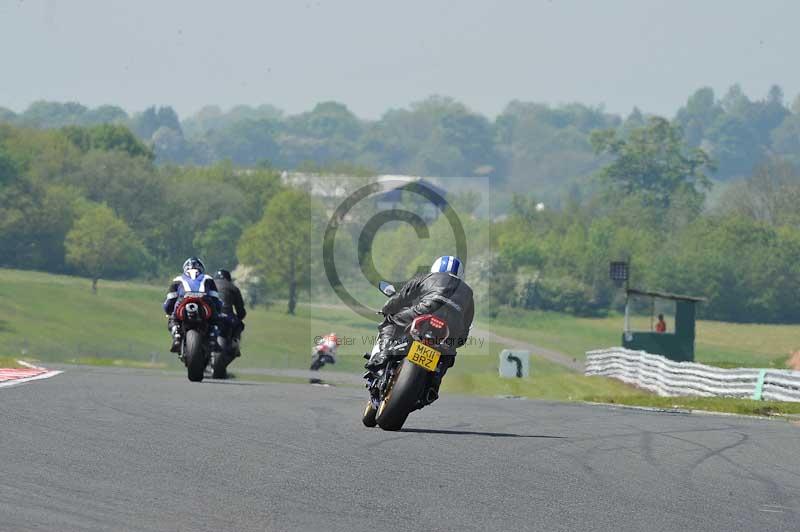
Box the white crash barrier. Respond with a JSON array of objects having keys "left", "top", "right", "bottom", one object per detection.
[{"left": 585, "top": 348, "right": 800, "bottom": 402}]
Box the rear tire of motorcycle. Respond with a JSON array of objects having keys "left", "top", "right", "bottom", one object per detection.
[
  {"left": 376, "top": 359, "right": 426, "bottom": 431},
  {"left": 362, "top": 400, "right": 378, "bottom": 427},
  {"left": 185, "top": 330, "right": 206, "bottom": 382}
]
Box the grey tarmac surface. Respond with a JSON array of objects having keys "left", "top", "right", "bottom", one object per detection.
[{"left": 1, "top": 366, "right": 799, "bottom": 532}]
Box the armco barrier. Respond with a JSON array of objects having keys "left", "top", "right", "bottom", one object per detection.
[{"left": 585, "top": 348, "right": 800, "bottom": 402}]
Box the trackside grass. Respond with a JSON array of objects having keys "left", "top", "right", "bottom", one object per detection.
[
  {"left": 480, "top": 307, "right": 799, "bottom": 369},
  {"left": 3, "top": 269, "right": 800, "bottom": 416},
  {"left": 0, "top": 356, "right": 23, "bottom": 368},
  {"left": 584, "top": 395, "right": 800, "bottom": 416}
]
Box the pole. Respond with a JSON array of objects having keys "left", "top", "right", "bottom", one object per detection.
[
  {"left": 650, "top": 296, "right": 655, "bottom": 331},
  {"left": 624, "top": 291, "right": 630, "bottom": 335}
]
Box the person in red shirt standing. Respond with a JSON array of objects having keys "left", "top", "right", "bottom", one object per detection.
[{"left": 656, "top": 314, "right": 667, "bottom": 333}]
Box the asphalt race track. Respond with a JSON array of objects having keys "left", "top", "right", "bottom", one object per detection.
[{"left": 1, "top": 367, "right": 799, "bottom": 532}]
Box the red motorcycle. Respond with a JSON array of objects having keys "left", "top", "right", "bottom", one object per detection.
[{"left": 174, "top": 292, "right": 230, "bottom": 382}]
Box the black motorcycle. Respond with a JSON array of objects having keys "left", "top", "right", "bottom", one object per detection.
[
  {"left": 362, "top": 282, "right": 453, "bottom": 431},
  {"left": 174, "top": 292, "right": 229, "bottom": 382}
]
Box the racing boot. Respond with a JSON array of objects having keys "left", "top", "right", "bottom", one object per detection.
[
  {"left": 170, "top": 326, "right": 181, "bottom": 353},
  {"left": 364, "top": 349, "right": 389, "bottom": 372},
  {"left": 364, "top": 327, "right": 399, "bottom": 372}
]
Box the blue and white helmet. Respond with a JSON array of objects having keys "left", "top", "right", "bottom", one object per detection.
[
  {"left": 430, "top": 256, "right": 465, "bottom": 279},
  {"left": 182, "top": 257, "right": 206, "bottom": 280}
]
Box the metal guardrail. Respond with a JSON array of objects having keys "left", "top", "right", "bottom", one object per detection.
[{"left": 585, "top": 348, "right": 800, "bottom": 402}]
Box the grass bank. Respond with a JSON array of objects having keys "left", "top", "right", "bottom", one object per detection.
[
  {"left": 480, "top": 307, "right": 799, "bottom": 368},
  {"left": 0, "top": 356, "right": 23, "bottom": 368},
  {"left": 4, "top": 268, "right": 799, "bottom": 416},
  {"left": 585, "top": 395, "right": 800, "bottom": 416}
]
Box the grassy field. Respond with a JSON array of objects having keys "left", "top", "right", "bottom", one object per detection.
[
  {"left": 2, "top": 268, "right": 800, "bottom": 415},
  {"left": 0, "top": 356, "right": 22, "bottom": 368},
  {"left": 0, "top": 268, "right": 377, "bottom": 372},
  {"left": 0, "top": 268, "right": 636, "bottom": 403},
  {"left": 481, "top": 307, "right": 798, "bottom": 368}
]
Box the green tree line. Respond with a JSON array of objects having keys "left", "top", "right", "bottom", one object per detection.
[
  {"left": 3, "top": 84, "right": 799, "bottom": 189},
  {"left": 0, "top": 121, "right": 283, "bottom": 288},
  {"left": 3, "top": 103, "right": 800, "bottom": 323},
  {"left": 347, "top": 117, "right": 800, "bottom": 324}
]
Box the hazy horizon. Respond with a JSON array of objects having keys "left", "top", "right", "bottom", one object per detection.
[{"left": 1, "top": 0, "right": 798, "bottom": 119}]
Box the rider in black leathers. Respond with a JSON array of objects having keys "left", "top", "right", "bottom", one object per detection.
[
  {"left": 213, "top": 270, "right": 246, "bottom": 336},
  {"left": 366, "top": 256, "right": 474, "bottom": 399}
]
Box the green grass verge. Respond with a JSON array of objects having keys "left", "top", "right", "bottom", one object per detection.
[
  {"left": 4, "top": 268, "right": 800, "bottom": 417},
  {"left": 480, "top": 307, "right": 799, "bottom": 368},
  {"left": 585, "top": 394, "right": 800, "bottom": 416},
  {"left": 0, "top": 356, "right": 23, "bottom": 368}
]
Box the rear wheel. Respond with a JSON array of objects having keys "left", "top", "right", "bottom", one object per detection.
[
  {"left": 376, "top": 359, "right": 427, "bottom": 431},
  {"left": 185, "top": 329, "right": 206, "bottom": 382},
  {"left": 362, "top": 400, "right": 378, "bottom": 427}
]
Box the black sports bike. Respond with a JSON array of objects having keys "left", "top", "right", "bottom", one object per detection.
[{"left": 362, "top": 282, "right": 454, "bottom": 431}]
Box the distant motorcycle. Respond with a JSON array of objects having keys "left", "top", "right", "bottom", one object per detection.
[
  {"left": 310, "top": 344, "right": 336, "bottom": 371},
  {"left": 174, "top": 292, "right": 229, "bottom": 382},
  {"left": 362, "top": 282, "right": 454, "bottom": 431}
]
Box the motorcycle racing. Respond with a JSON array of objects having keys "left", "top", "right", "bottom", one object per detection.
[
  {"left": 362, "top": 255, "right": 474, "bottom": 431},
  {"left": 212, "top": 269, "right": 247, "bottom": 379},
  {"left": 163, "top": 257, "right": 231, "bottom": 382},
  {"left": 311, "top": 332, "right": 338, "bottom": 371}
]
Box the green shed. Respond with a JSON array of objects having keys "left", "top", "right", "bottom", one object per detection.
[{"left": 622, "top": 289, "right": 705, "bottom": 362}]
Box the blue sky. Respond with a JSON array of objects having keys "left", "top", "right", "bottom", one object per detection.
[{"left": 1, "top": 0, "right": 796, "bottom": 118}]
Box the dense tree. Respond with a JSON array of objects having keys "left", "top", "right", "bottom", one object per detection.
[
  {"left": 63, "top": 123, "right": 154, "bottom": 159},
  {"left": 19, "top": 101, "right": 89, "bottom": 128},
  {"left": 193, "top": 216, "right": 244, "bottom": 272},
  {"left": 237, "top": 189, "right": 314, "bottom": 314},
  {"left": 65, "top": 205, "right": 150, "bottom": 292},
  {"left": 63, "top": 150, "right": 163, "bottom": 230},
  {"left": 130, "top": 106, "right": 182, "bottom": 139},
  {"left": 771, "top": 113, "right": 800, "bottom": 165},
  {"left": 705, "top": 114, "right": 762, "bottom": 178},
  {"left": 0, "top": 144, "right": 15, "bottom": 185},
  {"left": 7, "top": 87, "right": 794, "bottom": 186},
  {"left": 84, "top": 105, "right": 128, "bottom": 125},
  {"left": 183, "top": 104, "right": 283, "bottom": 138},
  {"left": 591, "top": 117, "right": 713, "bottom": 209},
  {"left": 286, "top": 101, "right": 362, "bottom": 141},
  {"left": 207, "top": 119, "right": 281, "bottom": 167},
  {"left": 151, "top": 126, "right": 191, "bottom": 163},
  {"left": 495, "top": 100, "right": 616, "bottom": 194},
  {"left": 674, "top": 87, "right": 723, "bottom": 147},
  {"left": 6, "top": 89, "right": 800, "bottom": 324},
  {"left": 718, "top": 158, "right": 800, "bottom": 227}
]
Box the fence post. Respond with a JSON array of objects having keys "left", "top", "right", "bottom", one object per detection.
[{"left": 752, "top": 369, "right": 767, "bottom": 401}]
